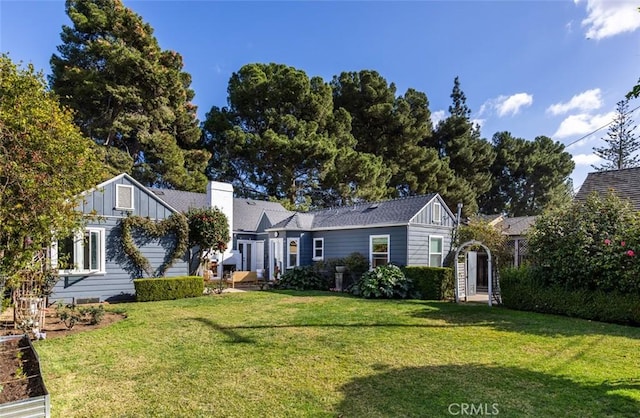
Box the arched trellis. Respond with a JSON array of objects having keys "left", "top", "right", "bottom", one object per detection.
[{"left": 454, "top": 240, "right": 496, "bottom": 307}]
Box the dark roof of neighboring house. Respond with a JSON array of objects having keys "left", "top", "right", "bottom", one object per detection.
[
  {"left": 270, "top": 194, "right": 440, "bottom": 230},
  {"left": 575, "top": 167, "right": 640, "bottom": 210},
  {"left": 498, "top": 216, "right": 536, "bottom": 237},
  {"left": 149, "top": 188, "right": 292, "bottom": 233}
]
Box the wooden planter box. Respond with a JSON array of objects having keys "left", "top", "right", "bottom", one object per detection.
[{"left": 0, "top": 335, "right": 50, "bottom": 418}]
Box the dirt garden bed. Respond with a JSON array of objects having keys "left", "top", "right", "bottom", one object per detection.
[{"left": 0, "top": 306, "right": 125, "bottom": 408}]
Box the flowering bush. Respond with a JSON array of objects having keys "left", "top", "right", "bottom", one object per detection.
[
  {"left": 186, "top": 208, "right": 230, "bottom": 275},
  {"left": 529, "top": 191, "right": 640, "bottom": 294}
]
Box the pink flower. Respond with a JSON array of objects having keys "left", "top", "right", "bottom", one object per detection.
[
  {"left": 627, "top": 250, "right": 635, "bottom": 257},
  {"left": 604, "top": 239, "right": 611, "bottom": 245},
  {"left": 621, "top": 241, "right": 626, "bottom": 247}
]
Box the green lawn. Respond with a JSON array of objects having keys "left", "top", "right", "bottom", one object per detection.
[{"left": 36, "top": 291, "right": 640, "bottom": 417}]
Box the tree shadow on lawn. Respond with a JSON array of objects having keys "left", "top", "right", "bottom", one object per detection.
[
  {"left": 409, "top": 301, "right": 640, "bottom": 339},
  {"left": 337, "top": 363, "right": 640, "bottom": 418},
  {"left": 188, "top": 317, "right": 255, "bottom": 344}
]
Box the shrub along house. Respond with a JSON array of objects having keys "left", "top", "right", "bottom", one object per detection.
[{"left": 50, "top": 173, "right": 456, "bottom": 302}]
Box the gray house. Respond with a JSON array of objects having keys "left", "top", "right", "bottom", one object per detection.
[
  {"left": 51, "top": 173, "right": 189, "bottom": 303},
  {"left": 51, "top": 174, "right": 456, "bottom": 302}
]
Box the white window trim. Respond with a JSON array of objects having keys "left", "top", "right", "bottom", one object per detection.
[
  {"left": 287, "top": 237, "right": 300, "bottom": 269},
  {"left": 369, "top": 234, "right": 390, "bottom": 269},
  {"left": 432, "top": 202, "right": 442, "bottom": 224},
  {"left": 429, "top": 235, "right": 444, "bottom": 267},
  {"left": 115, "top": 184, "right": 135, "bottom": 210},
  {"left": 312, "top": 238, "right": 324, "bottom": 261},
  {"left": 53, "top": 227, "right": 106, "bottom": 275}
]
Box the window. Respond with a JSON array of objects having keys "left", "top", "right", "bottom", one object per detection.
[
  {"left": 432, "top": 202, "right": 442, "bottom": 224},
  {"left": 313, "top": 238, "right": 324, "bottom": 261},
  {"left": 287, "top": 238, "right": 299, "bottom": 268},
  {"left": 429, "top": 236, "right": 443, "bottom": 267},
  {"left": 116, "top": 184, "right": 134, "bottom": 210},
  {"left": 370, "top": 235, "right": 390, "bottom": 268},
  {"left": 56, "top": 228, "right": 106, "bottom": 274}
]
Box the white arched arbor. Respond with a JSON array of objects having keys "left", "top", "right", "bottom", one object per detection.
[{"left": 454, "top": 240, "right": 494, "bottom": 307}]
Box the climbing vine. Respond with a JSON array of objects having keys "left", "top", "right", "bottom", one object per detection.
[{"left": 120, "top": 213, "right": 189, "bottom": 277}]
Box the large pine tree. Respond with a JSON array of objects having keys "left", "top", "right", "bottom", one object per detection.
[
  {"left": 479, "top": 132, "right": 574, "bottom": 216},
  {"left": 426, "top": 77, "right": 496, "bottom": 215},
  {"left": 202, "top": 63, "right": 390, "bottom": 208},
  {"left": 331, "top": 70, "right": 455, "bottom": 199},
  {"left": 50, "top": 0, "right": 208, "bottom": 191},
  {"left": 592, "top": 99, "right": 639, "bottom": 171}
]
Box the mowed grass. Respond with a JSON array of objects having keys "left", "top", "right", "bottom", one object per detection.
[{"left": 36, "top": 291, "right": 640, "bottom": 417}]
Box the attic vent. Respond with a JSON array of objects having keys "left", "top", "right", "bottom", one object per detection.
[
  {"left": 152, "top": 190, "right": 165, "bottom": 196},
  {"left": 368, "top": 203, "right": 379, "bottom": 210},
  {"left": 247, "top": 201, "right": 256, "bottom": 205},
  {"left": 116, "top": 184, "right": 134, "bottom": 210}
]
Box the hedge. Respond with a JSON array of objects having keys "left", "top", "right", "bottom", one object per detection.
[
  {"left": 134, "top": 276, "right": 204, "bottom": 302},
  {"left": 402, "top": 266, "right": 454, "bottom": 300},
  {"left": 501, "top": 267, "right": 640, "bottom": 326}
]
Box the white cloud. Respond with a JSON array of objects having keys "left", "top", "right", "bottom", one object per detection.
[
  {"left": 576, "top": 0, "right": 640, "bottom": 40},
  {"left": 572, "top": 153, "right": 602, "bottom": 166},
  {"left": 479, "top": 93, "right": 533, "bottom": 118},
  {"left": 471, "top": 118, "right": 485, "bottom": 129},
  {"left": 553, "top": 111, "right": 616, "bottom": 139},
  {"left": 431, "top": 110, "right": 446, "bottom": 126},
  {"left": 546, "top": 88, "right": 602, "bottom": 115},
  {"left": 496, "top": 93, "right": 533, "bottom": 117}
]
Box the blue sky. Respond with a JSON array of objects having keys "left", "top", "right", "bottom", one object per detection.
[{"left": 1, "top": 0, "right": 639, "bottom": 191}]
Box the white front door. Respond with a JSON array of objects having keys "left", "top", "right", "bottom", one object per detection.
[
  {"left": 467, "top": 251, "right": 477, "bottom": 296},
  {"left": 269, "top": 238, "right": 284, "bottom": 279}
]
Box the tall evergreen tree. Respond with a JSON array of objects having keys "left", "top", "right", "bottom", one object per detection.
[
  {"left": 592, "top": 99, "right": 639, "bottom": 171},
  {"left": 202, "top": 63, "right": 389, "bottom": 208},
  {"left": 426, "top": 76, "right": 495, "bottom": 215},
  {"left": 331, "top": 70, "right": 455, "bottom": 198},
  {"left": 479, "top": 132, "right": 574, "bottom": 216},
  {"left": 49, "top": 0, "right": 208, "bottom": 191}
]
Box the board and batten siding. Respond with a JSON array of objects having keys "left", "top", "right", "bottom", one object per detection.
[
  {"left": 406, "top": 224, "right": 453, "bottom": 266},
  {"left": 409, "top": 196, "right": 455, "bottom": 228},
  {"left": 79, "top": 176, "right": 174, "bottom": 220},
  {"left": 312, "top": 226, "right": 408, "bottom": 265},
  {"left": 51, "top": 175, "right": 188, "bottom": 303}
]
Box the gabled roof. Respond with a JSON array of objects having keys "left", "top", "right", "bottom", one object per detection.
[
  {"left": 234, "top": 198, "right": 293, "bottom": 232},
  {"left": 269, "top": 194, "right": 442, "bottom": 231},
  {"left": 148, "top": 188, "right": 292, "bottom": 233},
  {"left": 575, "top": 167, "right": 640, "bottom": 210},
  {"left": 92, "top": 173, "right": 180, "bottom": 214}
]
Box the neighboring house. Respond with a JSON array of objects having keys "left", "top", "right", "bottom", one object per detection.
[
  {"left": 50, "top": 174, "right": 457, "bottom": 302},
  {"left": 575, "top": 167, "right": 640, "bottom": 210},
  {"left": 497, "top": 216, "right": 536, "bottom": 268}
]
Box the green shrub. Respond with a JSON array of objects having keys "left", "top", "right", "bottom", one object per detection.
[
  {"left": 134, "top": 276, "right": 204, "bottom": 302},
  {"left": 351, "top": 264, "right": 414, "bottom": 299},
  {"left": 501, "top": 266, "right": 640, "bottom": 326},
  {"left": 529, "top": 191, "right": 640, "bottom": 293},
  {"left": 276, "top": 266, "right": 330, "bottom": 291},
  {"left": 79, "top": 305, "right": 105, "bottom": 325},
  {"left": 344, "top": 252, "right": 369, "bottom": 286},
  {"left": 403, "top": 266, "right": 453, "bottom": 300}
]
